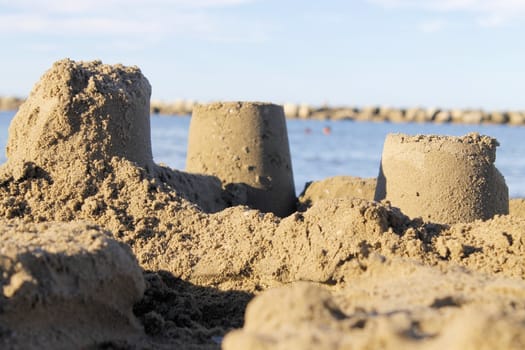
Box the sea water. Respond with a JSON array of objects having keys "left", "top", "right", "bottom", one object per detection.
[{"left": 1, "top": 111, "right": 524, "bottom": 197}]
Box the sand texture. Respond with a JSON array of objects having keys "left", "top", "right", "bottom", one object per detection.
[
  {"left": 0, "top": 59, "right": 524, "bottom": 349},
  {"left": 298, "top": 176, "right": 377, "bottom": 210},
  {"left": 223, "top": 263, "right": 525, "bottom": 350},
  {"left": 375, "top": 133, "right": 508, "bottom": 224},
  {"left": 510, "top": 198, "right": 525, "bottom": 219},
  {"left": 0, "top": 221, "right": 145, "bottom": 349},
  {"left": 187, "top": 102, "right": 296, "bottom": 217}
]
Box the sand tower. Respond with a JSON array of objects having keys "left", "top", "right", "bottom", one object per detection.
[
  {"left": 5, "top": 59, "right": 153, "bottom": 176},
  {"left": 374, "top": 133, "right": 508, "bottom": 224},
  {"left": 186, "top": 102, "right": 296, "bottom": 217}
]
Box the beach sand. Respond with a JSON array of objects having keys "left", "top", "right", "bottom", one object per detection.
[{"left": 0, "top": 59, "right": 524, "bottom": 349}]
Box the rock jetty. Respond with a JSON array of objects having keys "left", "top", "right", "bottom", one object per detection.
[
  {"left": 150, "top": 101, "right": 525, "bottom": 125},
  {"left": 2, "top": 96, "right": 525, "bottom": 125},
  {"left": 0, "top": 96, "right": 24, "bottom": 111}
]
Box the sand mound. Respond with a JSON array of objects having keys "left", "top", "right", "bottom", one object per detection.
[
  {"left": 223, "top": 258, "right": 525, "bottom": 350},
  {"left": 137, "top": 199, "right": 525, "bottom": 347},
  {"left": 147, "top": 198, "right": 407, "bottom": 290},
  {"left": 141, "top": 197, "right": 525, "bottom": 288},
  {"left": 297, "top": 176, "right": 377, "bottom": 210},
  {"left": 1, "top": 59, "right": 524, "bottom": 349},
  {"left": 0, "top": 221, "right": 145, "bottom": 349}
]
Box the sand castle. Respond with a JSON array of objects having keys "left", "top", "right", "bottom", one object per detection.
[
  {"left": 375, "top": 133, "right": 509, "bottom": 224},
  {"left": 186, "top": 101, "right": 296, "bottom": 217},
  {"left": 6, "top": 59, "right": 154, "bottom": 174},
  {"left": 0, "top": 59, "right": 524, "bottom": 349}
]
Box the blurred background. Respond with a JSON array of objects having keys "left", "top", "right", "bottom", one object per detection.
[{"left": 0, "top": 0, "right": 524, "bottom": 110}]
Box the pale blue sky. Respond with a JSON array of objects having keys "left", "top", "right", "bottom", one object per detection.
[{"left": 0, "top": 0, "right": 524, "bottom": 110}]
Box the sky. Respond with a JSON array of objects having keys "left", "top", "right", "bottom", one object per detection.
[{"left": 0, "top": 0, "right": 524, "bottom": 110}]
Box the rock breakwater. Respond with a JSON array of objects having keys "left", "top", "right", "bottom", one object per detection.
[
  {"left": 2, "top": 96, "right": 525, "bottom": 125},
  {"left": 150, "top": 101, "right": 525, "bottom": 125}
]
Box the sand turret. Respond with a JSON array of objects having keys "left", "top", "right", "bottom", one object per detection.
[
  {"left": 186, "top": 102, "right": 296, "bottom": 217},
  {"left": 5, "top": 59, "right": 153, "bottom": 176},
  {"left": 374, "top": 133, "right": 508, "bottom": 224}
]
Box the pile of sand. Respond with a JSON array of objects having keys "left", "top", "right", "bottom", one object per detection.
[
  {"left": 224, "top": 260, "right": 525, "bottom": 350},
  {"left": 0, "top": 221, "right": 145, "bottom": 349},
  {"left": 297, "top": 176, "right": 377, "bottom": 210},
  {"left": 1, "top": 59, "right": 524, "bottom": 349}
]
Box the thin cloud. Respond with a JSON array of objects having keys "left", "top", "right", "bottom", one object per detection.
[
  {"left": 0, "top": 13, "right": 162, "bottom": 35},
  {"left": 0, "top": 0, "right": 266, "bottom": 44},
  {"left": 478, "top": 14, "right": 506, "bottom": 28},
  {"left": 0, "top": 0, "right": 255, "bottom": 13},
  {"left": 368, "top": 0, "right": 525, "bottom": 27},
  {"left": 419, "top": 19, "right": 447, "bottom": 33}
]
